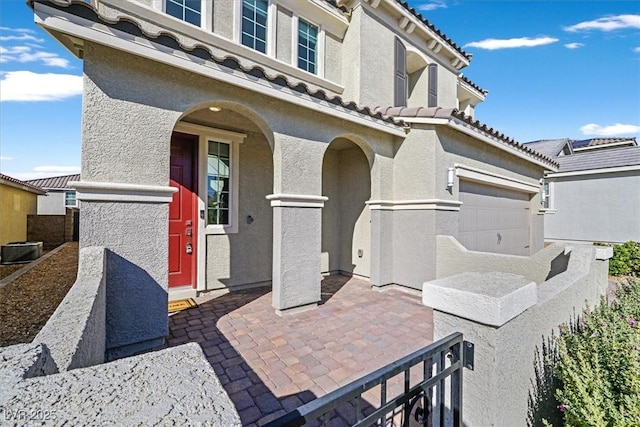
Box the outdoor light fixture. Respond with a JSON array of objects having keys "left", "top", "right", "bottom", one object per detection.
[
  {"left": 446, "top": 167, "right": 455, "bottom": 189},
  {"left": 208, "top": 106, "right": 222, "bottom": 112}
]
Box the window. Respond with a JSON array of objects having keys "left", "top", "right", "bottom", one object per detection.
[
  {"left": 297, "top": 19, "right": 318, "bottom": 74},
  {"left": 165, "top": 0, "right": 201, "bottom": 26},
  {"left": 542, "top": 182, "right": 550, "bottom": 209},
  {"left": 207, "top": 141, "right": 231, "bottom": 226},
  {"left": 428, "top": 63, "right": 438, "bottom": 108},
  {"left": 241, "top": 0, "right": 269, "bottom": 53},
  {"left": 65, "top": 191, "right": 77, "bottom": 207},
  {"left": 394, "top": 38, "right": 407, "bottom": 107}
]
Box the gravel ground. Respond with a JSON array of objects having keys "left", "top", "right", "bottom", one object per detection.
[{"left": 0, "top": 243, "right": 79, "bottom": 347}]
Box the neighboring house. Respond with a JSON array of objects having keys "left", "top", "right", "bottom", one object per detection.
[
  {"left": 26, "top": 174, "right": 81, "bottom": 215},
  {"left": 0, "top": 174, "right": 46, "bottom": 246},
  {"left": 525, "top": 137, "right": 640, "bottom": 244},
  {"left": 31, "top": 0, "right": 557, "bottom": 358}
]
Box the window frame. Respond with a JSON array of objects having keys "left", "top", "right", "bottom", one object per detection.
[
  {"left": 160, "top": 0, "right": 212, "bottom": 31},
  {"left": 237, "top": 0, "right": 277, "bottom": 56},
  {"left": 292, "top": 15, "right": 324, "bottom": 77},
  {"left": 174, "top": 122, "right": 246, "bottom": 235},
  {"left": 64, "top": 190, "right": 78, "bottom": 208}
]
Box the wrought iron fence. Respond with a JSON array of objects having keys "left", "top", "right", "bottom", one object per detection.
[{"left": 264, "top": 332, "right": 474, "bottom": 427}]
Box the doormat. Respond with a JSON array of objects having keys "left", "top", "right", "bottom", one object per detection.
[{"left": 168, "top": 298, "right": 198, "bottom": 313}]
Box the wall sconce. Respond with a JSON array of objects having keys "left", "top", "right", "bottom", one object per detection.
[{"left": 446, "top": 167, "right": 455, "bottom": 189}]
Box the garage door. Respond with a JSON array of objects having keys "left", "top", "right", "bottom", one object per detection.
[{"left": 458, "top": 180, "right": 531, "bottom": 256}]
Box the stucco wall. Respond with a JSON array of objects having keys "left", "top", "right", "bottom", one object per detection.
[
  {"left": 324, "top": 33, "right": 342, "bottom": 84},
  {"left": 36, "top": 191, "right": 66, "bottom": 215},
  {"left": 276, "top": 6, "right": 293, "bottom": 63},
  {"left": 545, "top": 171, "right": 640, "bottom": 243},
  {"left": 206, "top": 132, "right": 273, "bottom": 290},
  {"left": 321, "top": 144, "right": 371, "bottom": 277},
  {"left": 0, "top": 184, "right": 38, "bottom": 246},
  {"left": 212, "top": 0, "right": 233, "bottom": 39},
  {"left": 429, "top": 245, "right": 610, "bottom": 426}
]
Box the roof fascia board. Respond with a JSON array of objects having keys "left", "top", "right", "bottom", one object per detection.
[
  {"left": 454, "top": 163, "right": 540, "bottom": 193},
  {"left": 98, "top": 0, "right": 344, "bottom": 94},
  {"left": 573, "top": 141, "right": 636, "bottom": 151},
  {"left": 400, "top": 116, "right": 558, "bottom": 171},
  {"left": 546, "top": 164, "right": 640, "bottom": 178},
  {"left": 34, "top": 4, "right": 407, "bottom": 138},
  {"left": 457, "top": 79, "right": 485, "bottom": 103}
]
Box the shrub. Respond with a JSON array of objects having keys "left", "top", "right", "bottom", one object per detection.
[
  {"left": 553, "top": 279, "right": 640, "bottom": 426},
  {"left": 606, "top": 241, "right": 640, "bottom": 277}
]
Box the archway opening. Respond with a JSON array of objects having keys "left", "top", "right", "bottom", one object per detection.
[{"left": 321, "top": 137, "right": 372, "bottom": 279}]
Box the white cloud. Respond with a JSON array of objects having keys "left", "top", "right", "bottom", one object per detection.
[
  {"left": 0, "top": 156, "right": 13, "bottom": 161},
  {"left": 564, "top": 42, "right": 585, "bottom": 49},
  {"left": 0, "top": 34, "right": 45, "bottom": 43},
  {"left": 0, "top": 45, "right": 70, "bottom": 68},
  {"left": 634, "top": 47, "right": 640, "bottom": 53},
  {"left": 565, "top": 14, "right": 640, "bottom": 32},
  {"left": 464, "top": 37, "right": 559, "bottom": 50},
  {"left": 0, "top": 71, "right": 82, "bottom": 102},
  {"left": 416, "top": 0, "right": 447, "bottom": 12},
  {"left": 580, "top": 123, "right": 640, "bottom": 136},
  {"left": 4, "top": 166, "right": 81, "bottom": 181},
  {"left": 0, "top": 26, "right": 36, "bottom": 34}
]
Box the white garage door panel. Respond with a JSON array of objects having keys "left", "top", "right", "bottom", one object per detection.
[{"left": 458, "top": 180, "right": 530, "bottom": 256}]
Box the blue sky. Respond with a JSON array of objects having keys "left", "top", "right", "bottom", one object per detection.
[{"left": 0, "top": 0, "right": 639, "bottom": 180}]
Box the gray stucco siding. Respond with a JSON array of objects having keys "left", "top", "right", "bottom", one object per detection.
[
  {"left": 324, "top": 33, "right": 342, "bottom": 84},
  {"left": 36, "top": 191, "right": 66, "bottom": 215},
  {"left": 545, "top": 172, "right": 640, "bottom": 243},
  {"left": 212, "top": 0, "right": 234, "bottom": 39},
  {"left": 276, "top": 6, "right": 293, "bottom": 64},
  {"left": 206, "top": 132, "right": 273, "bottom": 290}
]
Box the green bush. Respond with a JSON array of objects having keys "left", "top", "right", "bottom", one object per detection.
[
  {"left": 553, "top": 279, "right": 640, "bottom": 426},
  {"left": 602, "top": 241, "right": 640, "bottom": 277}
]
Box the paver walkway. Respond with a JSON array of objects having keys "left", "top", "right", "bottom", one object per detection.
[{"left": 168, "top": 275, "right": 433, "bottom": 426}]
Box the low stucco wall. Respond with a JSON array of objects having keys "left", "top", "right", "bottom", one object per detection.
[
  {"left": 435, "top": 235, "right": 568, "bottom": 285},
  {"left": 33, "top": 246, "right": 106, "bottom": 372},
  {"left": 0, "top": 343, "right": 240, "bottom": 426},
  {"left": 425, "top": 244, "right": 612, "bottom": 426}
]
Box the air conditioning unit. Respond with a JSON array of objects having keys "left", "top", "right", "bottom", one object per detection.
[{"left": 0, "top": 241, "right": 43, "bottom": 264}]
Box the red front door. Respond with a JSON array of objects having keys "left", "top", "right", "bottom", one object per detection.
[{"left": 169, "top": 132, "right": 198, "bottom": 288}]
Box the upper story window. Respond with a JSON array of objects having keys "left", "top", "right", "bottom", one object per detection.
[
  {"left": 297, "top": 19, "right": 318, "bottom": 74},
  {"left": 242, "top": 0, "right": 269, "bottom": 53},
  {"left": 64, "top": 190, "right": 77, "bottom": 208},
  {"left": 166, "top": 0, "right": 201, "bottom": 26}
]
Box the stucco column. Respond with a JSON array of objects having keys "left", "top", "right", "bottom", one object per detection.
[
  {"left": 269, "top": 133, "right": 326, "bottom": 315},
  {"left": 267, "top": 194, "right": 327, "bottom": 314}
]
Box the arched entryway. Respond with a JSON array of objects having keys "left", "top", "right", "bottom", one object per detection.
[
  {"left": 321, "top": 137, "right": 372, "bottom": 278},
  {"left": 168, "top": 102, "right": 274, "bottom": 297}
]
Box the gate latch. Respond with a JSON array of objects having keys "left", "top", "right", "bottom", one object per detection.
[{"left": 463, "top": 341, "right": 474, "bottom": 370}]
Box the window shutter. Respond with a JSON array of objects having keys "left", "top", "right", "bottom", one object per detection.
[
  {"left": 428, "top": 63, "right": 438, "bottom": 107},
  {"left": 394, "top": 38, "right": 407, "bottom": 107}
]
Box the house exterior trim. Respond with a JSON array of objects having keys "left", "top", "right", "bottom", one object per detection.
[
  {"left": 266, "top": 193, "right": 329, "bottom": 208},
  {"left": 546, "top": 164, "right": 640, "bottom": 178},
  {"left": 454, "top": 164, "right": 540, "bottom": 193},
  {"left": 366, "top": 199, "right": 463, "bottom": 211},
  {"left": 70, "top": 181, "right": 177, "bottom": 203}
]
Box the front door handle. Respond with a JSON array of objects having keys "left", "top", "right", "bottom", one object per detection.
[{"left": 186, "top": 243, "right": 193, "bottom": 254}]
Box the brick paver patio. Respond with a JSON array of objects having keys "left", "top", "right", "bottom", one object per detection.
[{"left": 168, "top": 275, "right": 433, "bottom": 426}]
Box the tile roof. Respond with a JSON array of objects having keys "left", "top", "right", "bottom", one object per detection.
[
  {"left": 555, "top": 145, "right": 640, "bottom": 173},
  {"left": 0, "top": 173, "right": 47, "bottom": 194},
  {"left": 392, "top": 0, "right": 471, "bottom": 60},
  {"left": 26, "top": 174, "right": 80, "bottom": 189},
  {"left": 374, "top": 106, "right": 558, "bottom": 167},
  {"left": 29, "top": 0, "right": 404, "bottom": 128},
  {"left": 458, "top": 74, "right": 488, "bottom": 95},
  {"left": 523, "top": 139, "right": 572, "bottom": 158}
]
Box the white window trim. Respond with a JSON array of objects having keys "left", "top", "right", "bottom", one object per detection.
[
  {"left": 291, "top": 14, "right": 325, "bottom": 78},
  {"left": 174, "top": 122, "right": 246, "bottom": 236},
  {"left": 64, "top": 190, "right": 78, "bottom": 208},
  {"left": 235, "top": 0, "right": 275, "bottom": 56},
  {"left": 156, "top": 0, "right": 212, "bottom": 31}
]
